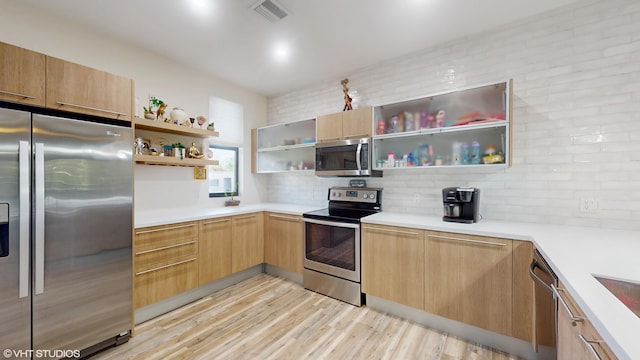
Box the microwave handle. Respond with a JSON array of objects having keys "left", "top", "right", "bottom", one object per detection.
[{"left": 356, "top": 143, "right": 362, "bottom": 172}]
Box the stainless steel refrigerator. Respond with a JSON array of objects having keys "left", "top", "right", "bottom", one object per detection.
[{"left": 0, "top": 104, "right": 133, "bottom": 359}]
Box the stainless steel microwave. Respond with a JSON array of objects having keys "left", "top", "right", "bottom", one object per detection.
[{"left": 314, "top": 138, "right": 382, "bottom": 177}]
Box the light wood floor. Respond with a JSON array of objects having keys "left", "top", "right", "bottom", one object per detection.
[{"left": 93, "top": 274, "right": 522, "bottom": 360}]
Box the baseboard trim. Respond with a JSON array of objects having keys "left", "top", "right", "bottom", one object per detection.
[
  {"left": 366, "top": 294, "right": 539, "bottom": 360},
  {"left": 134, "top": 265, "right": 263, "bottom": 324},
  {"left": 264, "top": 264, "right": 302, "bottom": 284}
]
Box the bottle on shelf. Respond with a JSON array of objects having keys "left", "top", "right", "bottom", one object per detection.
[
  {"left": 461, "top": 142, "right": 470, "bottom": 164},
  {"left": 471, "top": 141, "right": 481, "bottom": 164}
]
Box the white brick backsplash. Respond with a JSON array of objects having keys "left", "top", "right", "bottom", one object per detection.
[{"left": 264, "top": 0, "right": 640, "bottom": 231}]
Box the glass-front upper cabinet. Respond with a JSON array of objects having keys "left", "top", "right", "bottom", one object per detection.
[
  {"left": 372, "top": 80, "right": 512, "bottom": 169},
  {"left": 253, "top": 118, "right": 316, "bottom": 173}
]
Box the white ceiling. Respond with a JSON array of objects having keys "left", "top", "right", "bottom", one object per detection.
[{"left": 21, "top": 0, "right": 582, "bottom": 97}]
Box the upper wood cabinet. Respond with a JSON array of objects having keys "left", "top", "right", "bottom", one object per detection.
[
  {"left": 199, "top": 217, "right": 233, "bottom": 286},
  {"left": 424, "top": 231, "right": 513, "bottom": 337},
  {"left": 46, "top": 56, "right": 133, "bottom": 121},
  {"left": 231, "top": 213, "right": 264, "bottom": 273},
  {"left": 0, "top": 42, "right": 45, "bottom": 106},
  {"left": 361, "top": 224, "right": 425, "bottom": 309},
  {"left": 264, "top": 212, "right": 303, "bottom": 274},
  {"left": 316, "top": 107, "right": 372, "bottom": 142}
]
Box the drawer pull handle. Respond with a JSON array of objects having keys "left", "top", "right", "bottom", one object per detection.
[
  {"left": 202, "top": 218, "right": 231, "bottom": 225},
  {"left": 135, "top": 258, "right": 196, "bottom": 276},
  {"left": 234, "top": 214, "right": 256, "bottom": 220},
  {"left": 269, "top": 214, "right": 300, "bottom": 221},
  {"left": 552, "top": 285, "right": 585, "bottom": 326},
  {"left": 429, "top": 234, "right": 506, "bottom": 247},
  {"left": 578, "top": 334, "right": 603, "bottom": 360},
  {"left": 135, "top": 241, "right": 196, "bottom": 255},
  {"left": 135, "top": 223, "right": 196, "bottom": 235},
  {"left": 0, "top": 90, "right": 36, "bottom": 99},
  {"left": 362, "top": 226, "right": 420, "bottom": 236},
  {"left": 56, "top": 101, "right": 128, "bottom": 117}
]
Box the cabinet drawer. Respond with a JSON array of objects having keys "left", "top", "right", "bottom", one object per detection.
[
  {"left": 134, "top": 222, "right": 198, "bottom": 251},
  {"left": 134, "top": 259, "right": 198, "bottom": 308},
  {"left": 135, "top": 240, "right": 197, "bottom": 274}
]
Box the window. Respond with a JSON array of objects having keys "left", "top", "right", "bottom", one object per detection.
[
  {"left": 208, "top": 145, "right": 238, "bottom": 197},
  {"left": 208, "top": 96, "right": 243, "bottom": 198}
]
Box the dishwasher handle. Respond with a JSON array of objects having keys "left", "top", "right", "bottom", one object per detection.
[{"left": 529, "top": 258, "right": 553, "bottom": 294}]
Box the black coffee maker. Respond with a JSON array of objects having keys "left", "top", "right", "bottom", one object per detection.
[{"left": 442, "top": 187, "right": 480, "bottom": 223}]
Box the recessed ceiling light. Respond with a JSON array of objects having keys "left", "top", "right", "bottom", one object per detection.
[
  {"left": 273, "top": 44, "right": 290, "bottom": 62},
  {"left": 187, "top": 0, "right": 213, "bottom": 17}
]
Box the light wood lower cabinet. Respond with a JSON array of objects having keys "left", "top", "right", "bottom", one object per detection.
[
  {"left": 198, "top": 217, "right": 232, "bottom": 285},
  {"left": 556, "top": 281, "right": 617, "bottom": 360},
  {"left": 361, "top": 224, "right": 424, "bottom": 309},
  {"left": 133, "top": 222, "right": 199, "bottom": 309},
  {"left": 231, "top": 213, "right": 264, "bottom": 273},
  {"left": 0, "top": 41, "right": 46, "bottom": 106},
  {"left": 264, "top": 212, "right": 303, "bottom": 274},
  {"left": 512, "top": 240, "right": 534, "bottom": 343},
  {"left": 424, "top": 231, "right": 513, "bottom": 337}
]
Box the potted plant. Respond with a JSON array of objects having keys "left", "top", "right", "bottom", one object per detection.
[
  {"left": 171, "top": 142, "right": 185, "bottom": 159},
  {"left": 143, "top": 107, "right": 155, "bottom": 120},
  {"left": 224, "top": 195, "right": 240, "bottom": 206},
  {"left": 207, "top": 122, "right": 215, "bottom": 131},
  {"left": 224, "top": 184, "right": 240, "bottom": 206}
]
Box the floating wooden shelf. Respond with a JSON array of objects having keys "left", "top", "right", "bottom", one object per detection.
[
  {"left": 134, "top": 154, "right": 219, "bottom": 167},
  {"left": 133, "top": 117, "right": 219, "bottom": 138}
]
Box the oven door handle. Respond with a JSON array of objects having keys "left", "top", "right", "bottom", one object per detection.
[{"left": 303, "top": 217, "right": 360, "bottom": 229}]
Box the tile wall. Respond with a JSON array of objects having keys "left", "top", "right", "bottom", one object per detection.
[{"left": 265, "top": 0, "right": 640, "bottom": 230}]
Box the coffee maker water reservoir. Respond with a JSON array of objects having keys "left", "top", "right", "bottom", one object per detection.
[{"left": 442, "top": 187, "right": 480, "bottom": 223}]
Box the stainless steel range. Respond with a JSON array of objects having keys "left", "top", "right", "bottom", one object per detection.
[{"left": 303, "top": 186, "right": 382, "bottom": 306}]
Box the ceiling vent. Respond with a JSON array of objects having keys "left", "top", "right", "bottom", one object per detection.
[{"left": 252, "top": 0, "right": 289, "bottom": 23}]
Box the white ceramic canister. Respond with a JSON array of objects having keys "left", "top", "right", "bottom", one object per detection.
[{"left": 169, "top": 108, "right": 188, "bottom": 124}]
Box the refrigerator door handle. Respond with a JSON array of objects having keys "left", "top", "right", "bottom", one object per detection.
[
  {"left": 35, "top": 142, "right": 45, "bottom": 295},
  {"left": 19, "top": 141, "right": 30, "bottom": 298}
]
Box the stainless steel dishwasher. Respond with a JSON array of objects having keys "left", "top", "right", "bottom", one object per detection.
[{"left": 529, "top": 249, "right": 558, "bottom": 360}]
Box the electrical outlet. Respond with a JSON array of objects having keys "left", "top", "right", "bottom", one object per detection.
[{"left": 579, "top": 198, "right": 599, "bottom": 213}]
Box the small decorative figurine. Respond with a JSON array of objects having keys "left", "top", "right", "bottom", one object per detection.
[
  {"left": 188, "top": 142, "right": 204, "bottom": 159},
  {"left": 134, "top": 138, "right": 145, "bottom": 155},
  {"left": 341, "top": 78, "right": 353, "bottom": 111},
  {"left": 156, "top": 102, "right": 167, "bottom": 122},
  {"left": 435, "top": 109, "right": 446, "bottom": 127}
]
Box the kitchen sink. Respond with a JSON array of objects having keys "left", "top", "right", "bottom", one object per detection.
[{"left": 594, "top": 275, "right": 640, "bottom": 319}]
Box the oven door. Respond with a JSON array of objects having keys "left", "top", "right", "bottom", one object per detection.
[{"left": 303, "top": 217, "right": 360, "bottom": 282}]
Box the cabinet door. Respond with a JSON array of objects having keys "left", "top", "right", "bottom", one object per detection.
[
  {"left": 46, "top": 56, "right": 132, "bottom": 121},
  {"left": 556, "top": 283, "right": 617, "bottom": 360},
  {"left": 362, "top": 225, "right": 424, "bottom": 309},
  {"left": 265, "top": 213, "right": 303, "bottom": 274},
  {"left": 199, "top": 217, "right": 232, "bottom": 285},
  {"left": 0, "top": 42, "right": 45, "bottom": 106},
  {"left": 512, "top": 240, "right": 534, "bottom": 343},
  {"left": 232, "top": 213, "right": 264, "bottom": 273},
  {"left": 342, "top": 106, "right": 372, "bottom": 139},
  {"left": 316, "top": 112, "right": 343, "bottom": 142},
  {"left": 133, "top": 222, "right": 199, "bottom": 308},
  {"left": 424, "top": 231, "right": 513, "bottom": 336}
]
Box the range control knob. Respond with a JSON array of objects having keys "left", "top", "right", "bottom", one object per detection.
[
  {"left": 362, "top": 194, "right": 369, "bottom": 199},
  {"left": 369, "top": 193, "right": 376, "bottom": 200}
]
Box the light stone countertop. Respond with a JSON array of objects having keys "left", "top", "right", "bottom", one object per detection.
[
  {"left": 361, "top": 212, "right": 640, "bottom": 360},
  {"left": 135, "top": 204, "right": 639, "bottom": 359}
]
